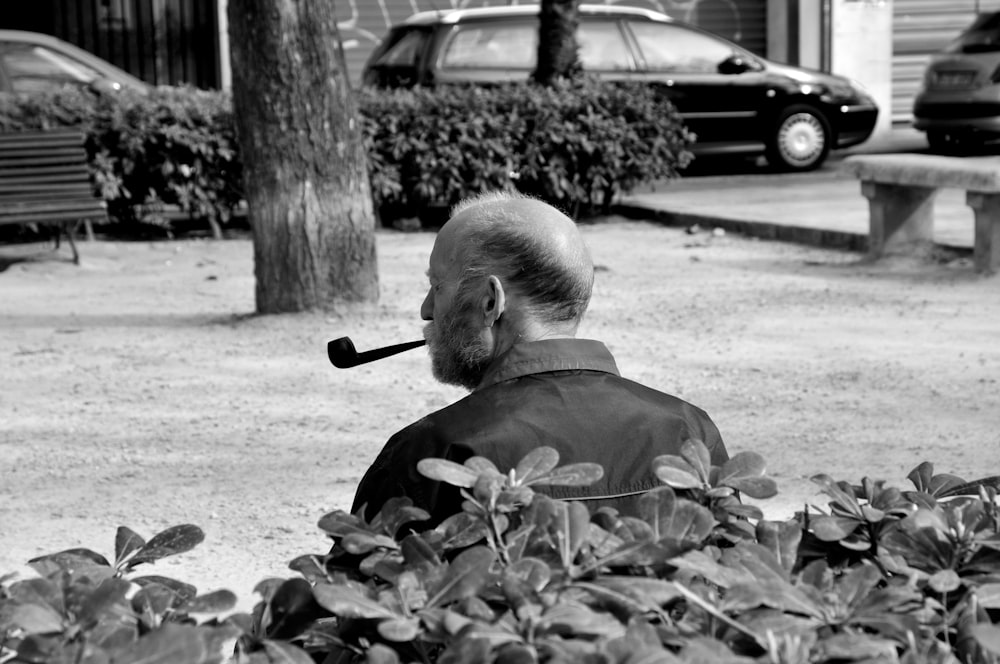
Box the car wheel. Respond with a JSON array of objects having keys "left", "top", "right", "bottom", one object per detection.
[{"left": 766, "top": 105, "right": 831, "bottom": 171}]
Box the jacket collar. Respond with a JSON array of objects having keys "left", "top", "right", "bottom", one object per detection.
[{"left": 476, "top": 338, "right": 620, "bottom": 390}]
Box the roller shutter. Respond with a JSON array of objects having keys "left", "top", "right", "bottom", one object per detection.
[{"left": 892, "top": 0, "right": 984, "bottom": 123}]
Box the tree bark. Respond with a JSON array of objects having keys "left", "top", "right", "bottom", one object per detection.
[
  {"left": 532, "top": 0, "right": 581, "bottom": 86},
  {"left": 228, "top": 0, "right": 378, "bottom": 313}
]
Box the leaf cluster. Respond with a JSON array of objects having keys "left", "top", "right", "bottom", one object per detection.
[
  {"left": 0, "top": 78, "right": 692, "bottom": 236},
  {"left": 0, "top": 86, "right": 242, "bottom": 235},
  {"left": 3, "top": 453, "right": 999, "bottom": 664},
  {"left": 358, "top": 77, "right": 694, "bottom": 223}
]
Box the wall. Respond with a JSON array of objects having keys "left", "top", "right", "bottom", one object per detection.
[{"left": 830, "top": 0, "right": 894, "bottom": 137}]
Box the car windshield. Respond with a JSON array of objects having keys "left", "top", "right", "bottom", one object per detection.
[{"left": 945, "top": 12, "right": 1000, "bottom": 54}]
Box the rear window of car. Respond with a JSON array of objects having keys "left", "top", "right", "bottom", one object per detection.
[
  {"left": 439, "top": 18, "right": 633, "bottom": 72},
  {"left": 372, "top": 28, "right": 430, "bottom": 67},
  {"left": 946, "top": 12, "right": 1000, "bottom": 54},
  {"left": 441, "top": 22, "right": 537, "bottom": 69},
  {"left": 577, "top": 21, "right": 633, "bottom": 71},
  {"left": 628, "top": 21, "right": 735, "bottom": 73}
]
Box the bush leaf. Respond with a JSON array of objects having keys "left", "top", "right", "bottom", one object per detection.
[
  {"left": 514, "top": 447, "right": 560, "bottom": 483},
  {"left": 131, "top": 525, "right": 205, "bottom": 565},
  {"left": 652, "top": 456, "right": 702, "bottom": 489},
  {"left": 528, "top": 462, "right": 604, "bottom": 487},
  {"left": 115, "top": 526, "right": 146, "bottom": 565},
  {"left": 417, "top": 458, "right": 479, "bottom": 488},
  {"left": 427, "top": 546, "right": 495, "bottom": 607},
  {"left": 312, "top": 583, "right": 397, "bottom": 619},
  {"left": 680, "top": 439, "right": 713, "bottom": 483}
]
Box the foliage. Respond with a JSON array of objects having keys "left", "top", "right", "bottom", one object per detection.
[
  {"left": 359, "top": 78, "right": 694, "bottom": 222},
  {"left": 0, "top": 86, "right": 242, "bottom": 236},
  {"left": 0, "top": 79, "right": 691, "bottom": 233},
  {"left": 4, "top": 448, "right": 999, "bottom": 664}
]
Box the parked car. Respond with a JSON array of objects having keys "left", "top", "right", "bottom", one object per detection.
[
  {"left": 361, "top": 4, "right": 879, "bottom": 171},
  {"left": 0, "top": 29, "right": 149, "bottom": 95},
  {"left": 912, "top": 11, "right": 1000, "bottom": 153}
]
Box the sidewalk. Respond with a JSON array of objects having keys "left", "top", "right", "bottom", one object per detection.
[{"left": 616, "top": 127, "right": 978, "bottom": 253}]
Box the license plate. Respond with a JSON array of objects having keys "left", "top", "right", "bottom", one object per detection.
[{"left": 934, "top": 71, "right": 976, "bottom": 88}]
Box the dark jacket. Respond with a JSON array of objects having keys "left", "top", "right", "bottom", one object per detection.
[{"left": 352, "top": 338, "right": 728, "bottom": 524}]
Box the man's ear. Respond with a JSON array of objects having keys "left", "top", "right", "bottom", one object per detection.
[{"left": 483, "top": 275, "right": 505, "bottom": 327}]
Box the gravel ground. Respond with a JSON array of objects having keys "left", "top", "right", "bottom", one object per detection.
[{"left": 2, "top": 219, "right": 997, "bottom": 609}]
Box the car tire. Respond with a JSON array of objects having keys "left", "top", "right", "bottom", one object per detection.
[{"left": 766, "top": 105, "right": 831, "bottom": 172}]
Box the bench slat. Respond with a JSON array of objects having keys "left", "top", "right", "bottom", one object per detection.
[
  {"left": 0, "top": 181, "right": 95, "bottom": 193},
  {"left": 1, "top": 193, "right": 99, "bottom": 205},
  {"left": 0, "top": 201, "right": 106, "bottom": 222},
  {"left": 0, "top": 145, "right": 87, "bottom": 158},
  {"left": 0, "top": 131, "right": 87, "bottom": 146},
  {"left": 0, "top": 172, "right": 98, "bottom": 186}
]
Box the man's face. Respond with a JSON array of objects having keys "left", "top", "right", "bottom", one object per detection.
[{"left": 421, "top": 226, "right": 492, "bottom": 390}]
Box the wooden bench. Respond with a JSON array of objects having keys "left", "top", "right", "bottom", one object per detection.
[
  {"left": 840, "top": 154, "right": 1000, "bottom": 274},
  {"left": 0, "top": 130, "right": 108, "bottom": 264}
]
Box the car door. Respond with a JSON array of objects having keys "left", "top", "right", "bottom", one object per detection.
[{"left": 624, "top": 20, "right": 769, "bottom": 151}]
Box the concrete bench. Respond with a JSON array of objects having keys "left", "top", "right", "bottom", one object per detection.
[{"left": 840, "top": 154, "right": 1000, "bottom": 274}]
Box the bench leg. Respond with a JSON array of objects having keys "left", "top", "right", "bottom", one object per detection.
[
  {"left": 64, "top": 221, "right": 80, "bottom": 265},
  {"left": 860, "top": 181, "right": 937, "bottom": 258},
  {"left": 966, "top": 192, "right": 1000, "bottom": 275}
]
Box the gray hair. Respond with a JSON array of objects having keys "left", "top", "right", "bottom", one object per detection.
[{"left": 451, "top": 191, "right": 594, "bottom": 323}]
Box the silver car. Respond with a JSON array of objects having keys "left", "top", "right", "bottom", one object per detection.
[
  {"left": 0, "top": 29, "right": 149, "bottom": 95},
  {"left": 913, "top": 12, "right": 1000, "bottom": 152}
]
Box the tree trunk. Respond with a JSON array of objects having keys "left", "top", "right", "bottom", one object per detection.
[
  {"left": 228, "top": 0, "right": 378, "bottom": 313},
  {"left": 532, "top": 0, "right": 581, "bottom": 86}
]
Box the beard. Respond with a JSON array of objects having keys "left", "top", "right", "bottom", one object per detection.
[{"left": 424, "top": 300, "right": 493, "bottom": 391}]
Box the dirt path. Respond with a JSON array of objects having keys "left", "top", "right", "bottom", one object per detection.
[{"left": 2, "top": 220, "right": 998, "bottom": 608}]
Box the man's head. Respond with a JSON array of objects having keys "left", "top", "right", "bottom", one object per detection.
[{"left": 421, "top": 191, "right": 594, "bottom": 390}]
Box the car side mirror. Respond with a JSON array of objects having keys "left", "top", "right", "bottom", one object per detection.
[{"left": 718, "top": 54, "right": 757, "bottom": 75}]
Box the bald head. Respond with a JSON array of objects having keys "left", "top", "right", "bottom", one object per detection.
[{"left": 443, "top": 191, "right": 594, "bottom": 326}]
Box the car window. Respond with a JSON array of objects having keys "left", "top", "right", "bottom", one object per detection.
[
  {"left": 441, "top": 23, "right": 538, "bottom": 69},
  {"left": 0, "top": 42, "right": 102, "bottom": 93},
  {"left": 578, "top": 21, "right": 632, "bottom": 71},
  {"left": 373, "top": 29, "right": 428, "bottom": 67},
  {"left": 628, "top": 22, "right": 735, "bottom": 74},
  {"left": 945, "top": 12, "right": 1000, "bottom": 54}
]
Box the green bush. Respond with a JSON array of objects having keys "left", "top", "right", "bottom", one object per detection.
[
  {"left": 1, "top": 80, "right": 691, "bottom": 233},
  {"left": 0, "top": 87, "right": 242, "bottom": 235},
  {"left": 3, "top": 444, "right": 999, "bottom": 663},
  {"left": 360, "top": 79, "right": 694, "bottom": 222}
]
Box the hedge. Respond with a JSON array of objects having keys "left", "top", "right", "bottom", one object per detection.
[
  {"left": 0, "top": 80, "right": 693, "bottom": 233},
  {"left": 2, "top": 444, "right": 999, "bottom": 663}
]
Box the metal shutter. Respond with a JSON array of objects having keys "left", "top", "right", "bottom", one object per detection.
[{"left": 892, "top": 0, "right": 989, "bottom": 123}]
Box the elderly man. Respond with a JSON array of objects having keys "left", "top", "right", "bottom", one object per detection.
[{"left": 352, "top": 191, "right": 728, "bottom": 524}]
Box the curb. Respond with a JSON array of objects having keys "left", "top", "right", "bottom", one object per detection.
[
  {"left": 611, "top": 203, "right": 869, "bottom": 252},
  {"left": 611, "top": 203, "right": 974, "bottom": 256}
]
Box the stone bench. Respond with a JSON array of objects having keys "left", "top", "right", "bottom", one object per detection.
[{"left": 840, "top": 154, "right": 1000, "bottom": 274}]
